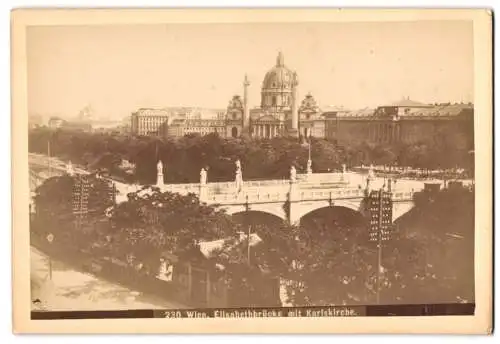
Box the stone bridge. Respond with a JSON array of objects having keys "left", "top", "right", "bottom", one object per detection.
[
  {"left": 156, "top": 174, "right": 415, "bottom": 225},
  {"left": 29, "top": 154, "right": 423, "bottom": 225}
]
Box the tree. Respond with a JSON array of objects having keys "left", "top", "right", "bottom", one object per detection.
[
  {"left": 33, "top": 175, "right": 74, "bottom": 224},
  {"left": 394, "top": 185, "right": 475, "bottom": 303},
  {"left": 33, "top": 173, "right": 116, "bottom": 240},
  {"left": 109, "top": 188, "right": 238, "bottom": 263},
  {"left": 211, "top": 186, "right": 475, "bottom": 307},
  {"left": 372, "top": 145, "right": 397, "bottom": 167}
]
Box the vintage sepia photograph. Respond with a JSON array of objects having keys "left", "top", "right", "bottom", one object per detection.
[{"left": 12, "top": 9, "right": 492, "bottom": 334}]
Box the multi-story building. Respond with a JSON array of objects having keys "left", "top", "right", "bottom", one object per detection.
[
  {"left": 47, "top": 116, "right": 93, "bottom": 132},
  {"left": 129, "top": 51, "right": 473, "bottom": 152},
  {"left": 130, "top": 108, "right": 170, "bottom": 136},
  {"left": 323, "top": 99, "right": 474, "bottom": 149},
  {"left": 48, "top": 116, "right": 65, "bottom": 129},
  {"left": 130, "top": 107, "right": 226, "bottom": 137},
  {"left": 168, "top": 118, "right": 226, "bottom": 137},
  {"left": 224, "top": 52, "right": 473, "bottom": 150},
  {"left": 63, "top": 121, "right": 93, "bottom": 132}
]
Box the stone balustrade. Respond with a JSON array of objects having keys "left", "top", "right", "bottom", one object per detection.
[
  {"left": 206, "top": 191, "right": 288, "bottom": 204},
  {"left": 297, "top": 172, "right": 349, "bottom": 183},
  {"left": 203, "top": 186, "right": 414, "bottom": 205},
  {"left": 299, "top": 188, "right": 366, "bottom": 201}
]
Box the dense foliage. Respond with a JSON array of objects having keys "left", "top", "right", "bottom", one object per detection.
[
  {"left": 108, "top": 188, "right": 237, "bottom": 259},
  {"left": 32, "top": 169, "right": 475, "bottom": 306},
  {"left": 394, "top": 184, "right": 475, "bottom": 303},
  {"left": 29, "top": 128, "right": 473, "bottom": 185},
  {"left": 214, "top": 197, "right": 474, "bottom": 307}
]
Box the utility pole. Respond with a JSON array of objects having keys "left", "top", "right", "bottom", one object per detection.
[
  {"left": 376, "top": 189, "right": 383, "bottom": 304},
  {"left": 247, "top": 225, "right": 252, "bottom": 266},
  {"left": 46, "top": 233, "right": 54, "bottom": 280},
  {"left": 79, "top": 177, "right": 85, "bottom": 230},
  {"left": 72, "top": 175, "right": 89, "bottom": 231},
  {"left": 245, "top": 195, "right": 251, "bottom": 266},
  {"left": 369, "top": 187, "right": 393, "bottom": 305},
  {"left": 47, "top": 140, "right": 51, "bottom": 177}
]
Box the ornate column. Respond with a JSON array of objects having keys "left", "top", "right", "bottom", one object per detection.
[
  {"left": 243, "top": 75, "right": 250, "bottom": 132},
  {"left": 288, "top": 72, "right": 299, "bottom": 138}
]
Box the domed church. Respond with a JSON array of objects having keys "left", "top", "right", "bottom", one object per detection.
[{"left": 225, "top": 52, "right": 324, "bottom": 139}]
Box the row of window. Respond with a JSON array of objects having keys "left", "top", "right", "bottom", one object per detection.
[
  {"left": 263, "top": 95, "right": 291, "bottom": 107},
  {"left": 133, "top": 123, "right": 167, "bottom": 133},
  {"left": 183, "top": 127, "right": 225, "bottom": 135}
]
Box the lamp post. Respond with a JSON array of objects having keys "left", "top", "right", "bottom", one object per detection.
[
  {"left": 245, "top": 195, "right": 251, "bottom": 266},
  {"left": 46, "top": 233, "right": 54, "bottom": 280},
  {"left": 304, "top": 133, "right": 312, "bottom": 176},
  {"left": 308, "top": 135, "right": 311, "bottom": 161},
  {"left": 247, "top": 225, "right": 252, "bottom": 266},
  {"left": 47, "top": 139, "right": 52, "bottom": 178}
]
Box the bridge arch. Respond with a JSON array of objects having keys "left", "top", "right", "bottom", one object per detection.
[
  {"left": 222, "top": 202, "right": 287, "bottom": 221},
  {"left": 297, "top": 199, "right": 366, "bottom": 221},
  {"left": 300, "top": 203, "right": 367, "bottom": 231},
  {"left": 231, "top": 210, "right": 286, "bottom": 227}
]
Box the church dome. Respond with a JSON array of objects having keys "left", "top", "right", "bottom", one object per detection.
[
  {"left": 260, "top": 52, "right": 298, "bottom": 110},
  {"left": 262, "top": 52, "right": 296, "bottom": 90}
]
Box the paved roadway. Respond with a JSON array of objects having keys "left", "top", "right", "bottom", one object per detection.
[
  {"left": 31, "top": 246, "right": 185, "bottom": 311},
  {"left": 29, "top": 153, "right": 140, "bottom": 202},
  {"left": 29, "top": 152, "right": 438, "bottom": 197}
]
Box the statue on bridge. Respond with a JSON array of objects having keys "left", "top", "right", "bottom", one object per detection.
[
  {"left": 200, "top": 168, "right": 207, "bottom": 185},
  {"left": 290, "top": 165, "right": 297, "bottom": 183},
  {"left": 156, "top": 160, "right": 164, "bottom": 187},
  {"left": 340, "top": 163, "right": 347, "bottom": 182},
  {"left": 367, "top": 164, "right": 375, "bottom": 180},
  {"left": 306, "top": 159, "right": 312, "bottom": 175},
  {"left": 235, "top": 159, "right": 243, "bottom": 192},
  {"left": 66, "top": 160, "right": 75, "bottom": 176}
]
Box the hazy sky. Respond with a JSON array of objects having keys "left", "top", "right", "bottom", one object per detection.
[{"left": 27, "top": 21, "right": 473, "bottom": 120}]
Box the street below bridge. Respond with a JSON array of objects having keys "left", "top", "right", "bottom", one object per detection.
[{"left": 31, "top": 246, "right": 185, "bottom": 311}]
